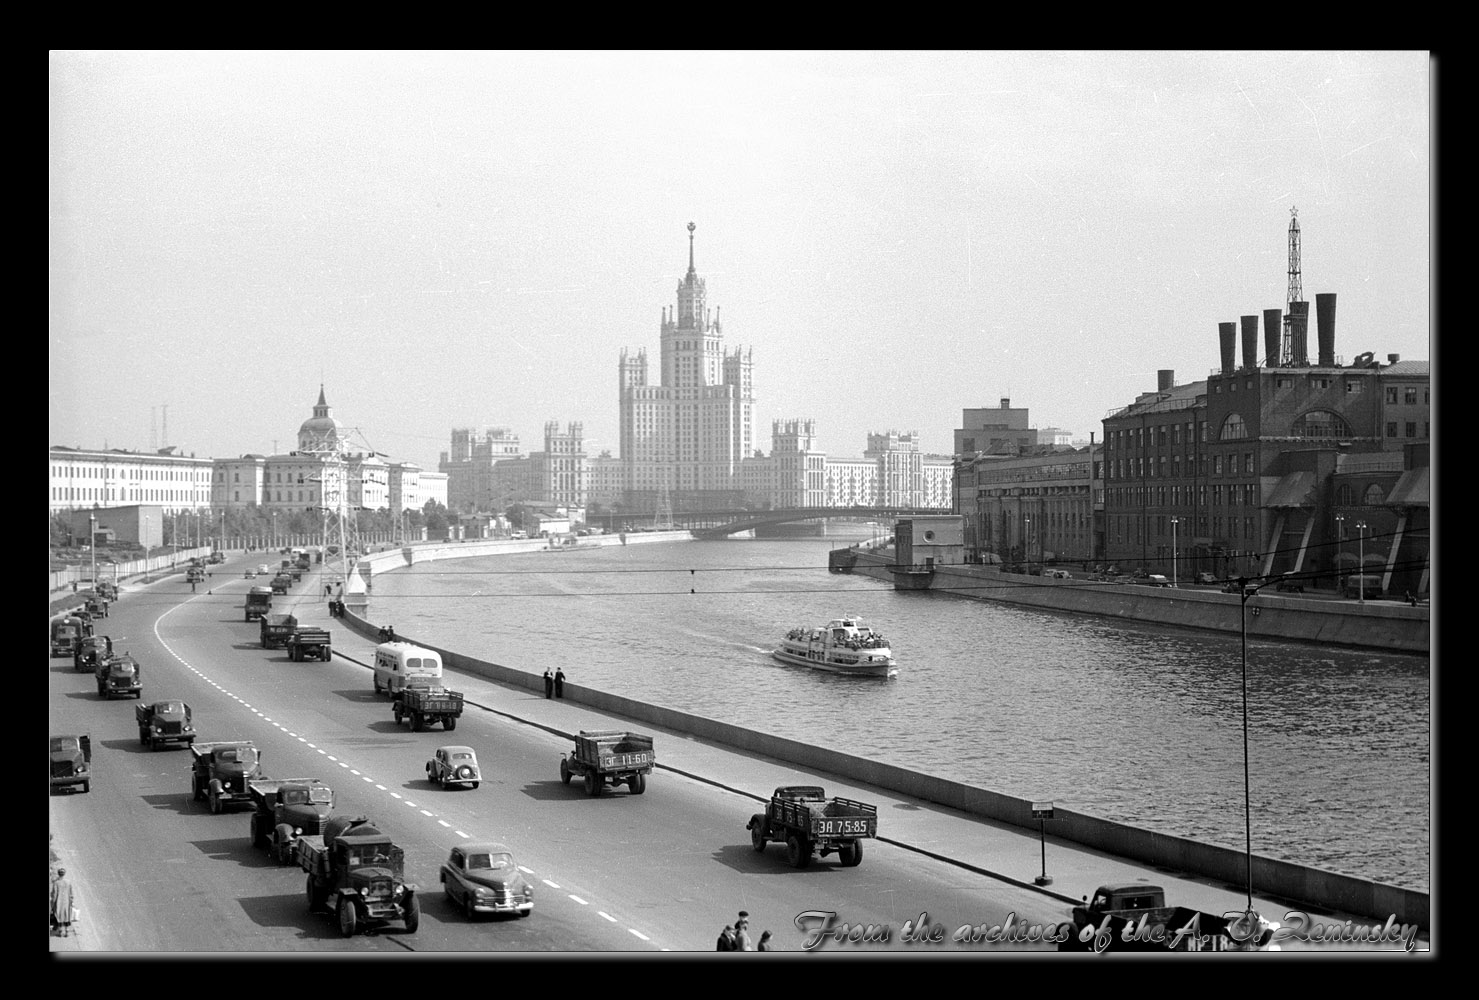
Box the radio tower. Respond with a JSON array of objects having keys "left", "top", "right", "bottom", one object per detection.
[{"left": 1281, "top": 206, "right": 1302, "bottom": 366}]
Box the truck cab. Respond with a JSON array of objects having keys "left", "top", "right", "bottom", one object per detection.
[
  {"left": 136, "top": 700, "right": 195, "bottom": 751},
  {"left": 96, "top": 653, "right": 142, "bottom": 699},
  {"left": 249, "top": 778, "right": 335, "bottom": 862},
  {"left": 191, "top": 741, "right": 263, "bottom": 814},
  {"left": 270, "top": 573, "right": 292, "bottom": 595},
  {"left": 49, "top": 734, "right": 92, "bottom": 793},
  {"left": 51, "top": 616, "right": 86, "bottom": 657},
  {"left": 300, "top": 815, "right": 419, "bottom": 937},
  {"left": 245, "top": 586, "right": 273, "bottom": 622},
  {"left": 74, "top": 634, "right": 114, "bottom": 673}
]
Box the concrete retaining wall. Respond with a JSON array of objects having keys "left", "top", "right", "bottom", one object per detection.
[
  {"left": 845, "top": 553, "right": 1429, "bottom": 654},
  {"left": 336, "top": 589, "right": 1427, "bottom": 929}
]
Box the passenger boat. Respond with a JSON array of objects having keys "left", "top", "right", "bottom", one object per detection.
[{"left": 772, "top": 617, "right": 898, "bottom": 678}]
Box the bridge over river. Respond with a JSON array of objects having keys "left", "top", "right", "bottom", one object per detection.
[{"left": 591, "top": 505, "right": 950, "bottom": 538}]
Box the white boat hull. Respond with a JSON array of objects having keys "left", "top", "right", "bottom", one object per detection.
[{"left": 771, "top": 646, "right": 897, "bottom": 678}]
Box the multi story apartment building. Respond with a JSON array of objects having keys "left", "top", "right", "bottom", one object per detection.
[
  {"left": 437, "top": 422, "right": 588, "bottom": 513},
  {"left": 736, "top": 422, "right": 952, "bottom": 510},
  {"left": 954, "top": 399, "right": 1038, "bottom": 456},
  {"left": 50, "top": 445, "right": 214, "bottom": 515},
  {"left": 617, "top": 223, "right": 754, "bottom": 505},
  {"left": 956, "top": 445, "right": 1104, "bottom": 565}
]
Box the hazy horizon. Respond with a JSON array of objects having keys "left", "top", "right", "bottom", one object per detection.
[{"left": 50, "top": 51, "right": 1431, "bottom": 472}]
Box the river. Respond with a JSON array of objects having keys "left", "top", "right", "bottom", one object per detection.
[{"left": 369, "top": 529, "right": 1430, "bottom": 891}]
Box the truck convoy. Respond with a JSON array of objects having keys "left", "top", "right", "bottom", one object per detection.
[
  {"left": 190, "top": 740, "right": 263, "bottom": 814},
  {"left": 49, "top": 734, "right": 92, "bottom": 794},
  {"left": 96, "top": 653, "right": 143, "bottom": 699},
  {"left": 558, "top": 730, "right": 655, "bottom": 796},
  {"left": 136, "top": 700, "right": 196, "bottom": 750},
  {"left": 248, "top": 778, "right": 335, "bottom": 863},
  {"left": 245, "top": 587, "right": 273, "bottom": 622},
  {"left": 299, "top": 815, "right": 420, "bottom": 937},
  {"left": 747, "top": 786, "right": 878, "bottom": 868},
  {"left": 392, "top": 684, "right": 464, "bottom": 731}
]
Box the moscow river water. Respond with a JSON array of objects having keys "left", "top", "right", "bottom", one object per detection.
[{"left": 369, "top": 529, "right": 1430, "bottom": 891}]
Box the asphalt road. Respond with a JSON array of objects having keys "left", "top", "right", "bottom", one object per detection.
[{"left": 50, "top": 560, "right": 1069, "bottom": 953}]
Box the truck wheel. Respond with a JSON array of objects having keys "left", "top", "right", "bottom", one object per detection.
[
  {"left": 305, "top": 877, "right": 318, "bottom": 912},
  {"left": 411, "top": 711, "right": 424, "bottom": 732},
  {"left": 584, "top": 772, "right": 598, "bottom": 797},
  {"left": 322, "top": 646, "right": 331, "bottom": 662},
  {"left": 338, "top": 897, "right": 358, "bottom": 937},
  {"left": 193, "top": 778, "right": 203, "bottom": 802},
  {"left": 559, "top": 758, "right": 571, "bottom": 784},
  {"left": 787, "top": 835, "right": 813, "bottom": 868},
  {"left": 443, "top": 716, "right": 456, "bottom": 732},
  {"left": 373, "top": 677, "right": 382, "bottom": 694},
  {"left": 403, "top": 892, "right": 420, "bottom": 933},
  {"left": 209, "top": 788, "right": 221, "bottom": 815},
  {"left": 139, "top": 730, "right": 147, "bottom": 746},
  {"left": 394, "top": 705, "right": 403, "bottom": 725},
  {"left": 841, "top": 841, "right": 863, "bottom": 867},
  {"left": 750, "top": 819, "right": 767, "bottom": 852},
  {"left": 630, "top": 772, "right": 646, "bottom": 795}
]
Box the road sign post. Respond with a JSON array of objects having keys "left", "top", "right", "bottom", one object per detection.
[{"left": 1031, "top": 801, "right": 1055, "bottom": 886}]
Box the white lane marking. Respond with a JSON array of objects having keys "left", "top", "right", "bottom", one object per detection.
[
  {"left": 306, "top": 743, "right": 316, "bottom": 749},
  {"left": 363, "top": 777, "right": 374, "bottom": 783},
  {"left": 455, "top": 831, "right": 469, "bottom": 839},
  {"left": 628, "top": 929, "right": 650, "bottom": 941},
  {"left": 438, "top": 820, "right": 451, "bottom": 827},
  {"left": 404, "top": 801, "right": 417, "bottom": 807},
  {"left": 327, "top": 756, "right": 337, "bottom": 761},
  {"left": 350, "top": 770, "right": 360, "bottom": 776},
  {"left": 518, "top": 866, "right": 534, "bottom": 874},
  {"left": 376, "top": 785, "right": 386, "bottom": 790},
  {"left": 598, "top": 911, "right": 617, "bottom": 923},
  {"left": 420, "top": 809, "right": 434, "bottom": 817},
  {"left": 542, "top": 879, "right": 561, "bottom": 889},
  {"left": 569, "top": 895, "right": 588, "bottom": 905},
  {"left": 338, "top": 762, "right": 349, "bottom": 768}
]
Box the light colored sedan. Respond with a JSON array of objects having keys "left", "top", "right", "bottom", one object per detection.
[
  {"left": 426, "top": 745, "right": 481, "bottom": 789},
  {"left": 440, "top": 842, "right": 533, "bottom": 919}
]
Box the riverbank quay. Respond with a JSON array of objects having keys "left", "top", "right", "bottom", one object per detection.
[
  {"left": 332, "top": 546, "right": 1428, "bottom": 941},
  {"left": 834, "top": 549, "right": 1430, "bottom": 655}
]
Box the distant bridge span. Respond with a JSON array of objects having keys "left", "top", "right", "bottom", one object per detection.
[{"left": 682, "top": 506, "right": 950, "bottom": 539}]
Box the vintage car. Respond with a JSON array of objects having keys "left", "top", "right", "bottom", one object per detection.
[
  {"left": 207, "top": 551, "right": 225, "bottom": 565},
  {"left": 426, "top": 746, "right": 481, "bottom": 789},
  {"left": 74, "top": 634, "right": 114, "bottom": 673},
  {"left": 439, "top": 842, "right": 533, "bottom": 919},
  {"left": 257, "top": 564, "right": 272, "bottom": 576},
  {"left": 186, "top": 567, "right": 206, "bottom": 584},
  {"left": 1194, "top": 571, "right": 1219, "bottom": 586},
  {"left": 244, "top": 568, "right": 256, "bottom": 579},
  {"left": 85, "top": 595, "right": 110, "bottom": 618},
  {"left": 96, "top": 580, "right": 119, "bottom": 601}
]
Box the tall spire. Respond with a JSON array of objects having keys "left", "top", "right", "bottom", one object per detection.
[
  {"left": 316, "top": 383, "right": 328, "bottom": 409},
  {"left": 687, "top": 221, "right": 696, "bottom": 276}
]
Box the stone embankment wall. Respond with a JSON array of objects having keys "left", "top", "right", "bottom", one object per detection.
[
  {"left": 843, "top": 551, "right": 1429, "bottom": 655},
  {"left": 340, "top": 545, "right": 1427, "bottom": 929}
]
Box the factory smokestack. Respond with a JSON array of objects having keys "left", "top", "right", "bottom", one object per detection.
[
  {"left": 1289, "top": 301, "right": 1310, "bottom": 365},
  {"left": 1241, "top": 315, "right": 1259, "bottom": 369},
  {"left": 1316, "top": 293, "right": 1337, "bottom": 366},
  {"left": 1218, "top": 322, "right": 1236, "bottom": 375},
  {"left": 1157, "top": 370, "right": 1175, "bottom": 392},
  {"left": 1263, "top": 308, "right": 1282, "bottom": 367}
]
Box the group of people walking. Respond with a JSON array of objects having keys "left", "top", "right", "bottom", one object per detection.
[
  {"left": 543, "top": 667, "right": 566, "bottom": 699},
  {"left": 716, "top": 910, "right": 772, "bottom": 951}
]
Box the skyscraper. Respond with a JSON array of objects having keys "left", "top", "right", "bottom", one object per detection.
[{"left": 618, "top": 223, "right": 753, "bottom": 506}]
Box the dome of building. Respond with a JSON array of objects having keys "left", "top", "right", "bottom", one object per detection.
[{"left": 298, "top": 386, "right": 346, "bottom": 454}]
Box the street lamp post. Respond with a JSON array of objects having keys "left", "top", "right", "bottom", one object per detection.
[
  {"left": 1023, "top": 515, "right": 1031, "bottom": 572},
  {"left": 1170, "top": 516, "right": 1179, "bottom": 588},
  {"left": 1356, "top": 520, "right": 1367, "bottom": 605},
  {"left": 1334, "top": 513, "right": 1346, "bottom": 590},
  {"left": 89, "top": 513, "right": 96, "bottom": 593},
  {"left": 1234, "top": 576, "right": 1269, "bottom": 945}
]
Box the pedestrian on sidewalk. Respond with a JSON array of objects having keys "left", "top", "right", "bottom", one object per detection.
[
  {"left": 757, "top": 930, "right": 773, "bottom": 951},
  {"left": 543, "top": 668, "right": 554, "bottom": 699},
  {"left": 325, "top": 584, "right": 332, "bottom": 600},
  {"left": 50, "top": 868, "right": 74, "bottom": 938},
  {"left": 734, "top": 912, "right": 753, "bottom": 951},
  {"left": 716, "top": 924, "right": 736, "bottom": 951},
  {"left": 554, "top": 667, "right": 565, "bottom": 699}
]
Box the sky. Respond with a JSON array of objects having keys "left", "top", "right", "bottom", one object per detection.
[{"left": 49, "top": 51, "right": 1431, "bottom": 470}]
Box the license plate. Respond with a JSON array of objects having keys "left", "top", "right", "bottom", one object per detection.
[{"left": 815, "top": 818, "right": 871, "bottom": 836}]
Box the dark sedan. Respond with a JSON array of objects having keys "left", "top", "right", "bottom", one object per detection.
[{"left": 439, "top": 842, "right": 533, "bottom": 919}]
